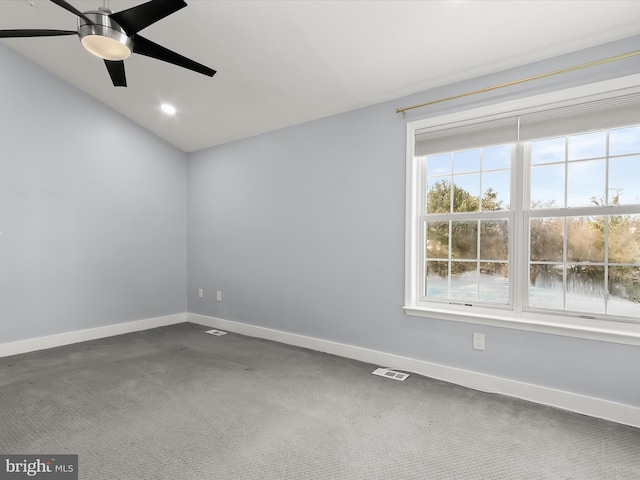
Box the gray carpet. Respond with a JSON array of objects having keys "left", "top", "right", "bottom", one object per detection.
[{"left": 0, "top": 323, "right": 638, "bottom": 479}]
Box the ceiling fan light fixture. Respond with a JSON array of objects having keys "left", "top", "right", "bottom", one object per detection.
[
  {"left": 78, "top": 10, "right": 133, "bottom": 61},
  {"left": 80, "top": 34, "right": 131, "bottom": 60}
]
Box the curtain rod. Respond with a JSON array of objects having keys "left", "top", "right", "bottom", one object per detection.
[{"left": 395, "top": 49, "right": 640, "bottom": 117}]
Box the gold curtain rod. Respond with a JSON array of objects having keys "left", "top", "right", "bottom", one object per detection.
[{"left": 396, "top": 49, "right": 640, "bottom": 117}]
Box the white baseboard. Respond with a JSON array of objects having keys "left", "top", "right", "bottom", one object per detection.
[
  {"left": 0, "top": 313, "right": 187, "bottom": 358},
  {"left": 187, "top": 313, "right": 640, "bottom": 429}
]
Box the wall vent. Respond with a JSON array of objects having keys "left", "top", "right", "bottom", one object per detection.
[
  {"left": 205, "top": 329, "right": 227, "bottom": 336},
  {"left": 372, "top": 368, "right": 409, "bottom": 381}
]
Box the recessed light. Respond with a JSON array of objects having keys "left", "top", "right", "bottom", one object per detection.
[{"left": 161, "top": 103, "right": 176, "bottom": 115}]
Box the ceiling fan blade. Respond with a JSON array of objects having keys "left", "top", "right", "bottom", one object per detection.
[
  {"left": 50, "top": 0, "right": 95, "bottom": 25},
  {"left": 110, "top": 0, "right": 187, "bottom": 36},
  {"left": 104, "top": 60, "right": 127, "bottom": 87},
  {"left": 133, "top": 35, "right": 216, "bottom": 77},
  {"left": 0, "top": 29, "right": 76, "bottom": 38}
]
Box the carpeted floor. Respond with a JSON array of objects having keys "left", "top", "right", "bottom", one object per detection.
[{"left": 0, "top": 322, "right": 638, "bottom": 479}]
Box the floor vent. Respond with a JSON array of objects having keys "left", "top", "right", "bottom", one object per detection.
[
  {"left": 205, "top": 329, "right": 227, "bottom": 336},
  {"left": 372, "top": 368, "right": 409, "bottom": 381}
]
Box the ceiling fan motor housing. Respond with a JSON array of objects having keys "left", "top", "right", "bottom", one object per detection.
[{"left": 78, "top": 9, "right": 133, "bottom": 61}]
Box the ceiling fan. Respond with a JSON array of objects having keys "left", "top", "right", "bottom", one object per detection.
[{"left": 0, "top": 0, "right": 216, "bottom": 87}]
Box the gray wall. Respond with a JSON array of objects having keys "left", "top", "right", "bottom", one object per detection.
[
  {"left": 0, "top": 45, "right": 188, "bottom": 343},
  {"left": 188, "top": 36, "right": 640, "bottom": 407}
]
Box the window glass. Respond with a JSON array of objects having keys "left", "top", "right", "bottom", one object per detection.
[
  {"left": 566, "top": 216, "right": 605, "bottom": 263},
  {"left": 425, "top": 261, "right": 448, "bottom": 299},
  {"left": 608, "top": 266, "right": 640, "bottom": 316},
  {"left": 566, "top": 160, "right": 605, "bottom": 207},
  {"left": 426, "top": 153, "right": 451, "bottom": 176},
  {"left": 565, "top": 265, "right": 605, "bottom": 314},
  {"left": 426, "top": 178, "right": 451, "bottom": 214},
  {"left": 478, "top": 263, "right": 509, "bottom": 304},
  {"left": 451, "top": 221, "right": 478, "bottom": 259},
  {"left": 482, "top": 145, "right": 511, "bottom": 170},
  {"left": 531, "top": 137, "right": 564, "bottom": 165},
  {"left": 528, "top": 264, "right": 564, "bottom": 310},
  {"left": 530, "top": 217, "right": 563, "bottom": 262},
  {"left": 480, "top": 220, "right": 508, "bottom": 260},
  {"left": 608, "top": 215, "right": 640, "bottom": 263},
  {"left": 481, "top": 170, "right": 510, "bottom": 210},
  {"left": 608, "top": 155, "right": 640, "bottom": 205},
  {"left": 453, "top": 149, "right": 480, "bottom": 174},
  {"left": 530, "top": 164, "right": 564, "bottom": 208},
  {"left": 568, "top": 131, "right": 606, "bottom": 160},
  {"left": 609, "top": 126, "right": 640, "bottom": 156},
  {"left": 450, "top": 262, "right": 478, "bottom": 301},
  {"left": 453, "top": 175, "right": 480, "bottom": 213},
  {"left": 425, "top": 221, "right": 449, "bottom": 259}
]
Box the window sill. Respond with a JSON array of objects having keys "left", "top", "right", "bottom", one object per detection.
[{"left": 402, "top": 304, "right": 640, "bottom": 346}]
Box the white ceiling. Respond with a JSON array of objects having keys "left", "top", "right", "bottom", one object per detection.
[{"left": 2, "top": 0, "right": 640, "bottom": 153}]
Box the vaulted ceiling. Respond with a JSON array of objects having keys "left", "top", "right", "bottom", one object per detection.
[{"left": 2, "top": 0, "right": 640, "bottom": 152}]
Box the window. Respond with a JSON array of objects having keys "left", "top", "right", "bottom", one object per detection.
[
  {"left": 423, "top": 145, "right": 513, "bottom": 307},
  {"left": 527, "top": 127, "right": 640, "bottom": 319},
  {"left": 404, "top": 76, "right": 640, "bottom": 345}
]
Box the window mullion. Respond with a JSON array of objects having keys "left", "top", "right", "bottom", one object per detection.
[
  {"left": 562, "top": 138, "right": 568, "bottom": 311},
  {"left": 514, "top": 142, "right": 526, "bottom": 315},
  {"left": 562, "top": 217, "right": 568, "bottom": 311},
  {"left": 418, "top": 157, "right": 427, "bottom": 303},
  {"left": 604, "top": 131, "right": 610, "bottom": 315}
]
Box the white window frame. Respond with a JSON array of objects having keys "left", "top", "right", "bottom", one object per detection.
[{"left": 403, "top": 73, "right": 640, "bottom": 346}]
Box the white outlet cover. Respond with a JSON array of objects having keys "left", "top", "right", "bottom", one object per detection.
[{"left": 205, "top": 329, "right": 227, "bottom": 336}]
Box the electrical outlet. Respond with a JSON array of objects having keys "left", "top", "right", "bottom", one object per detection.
[
  {"left": 473, "top": 333, "right": 485, "bottom": 351},
  {"left": 216, "top": 290, "right": 222, "bottom": 302},
  {"left": 198, "top": 289, "right": 203, "bottom": 299}
]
